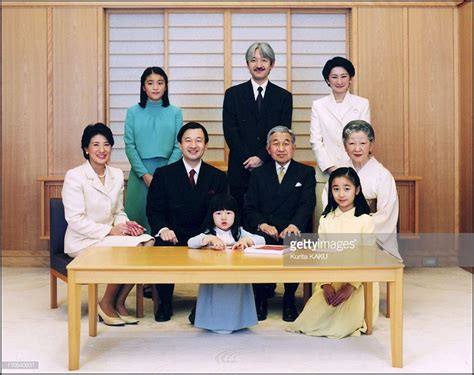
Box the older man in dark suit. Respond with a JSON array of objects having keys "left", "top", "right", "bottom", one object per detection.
[
  {"left": 244, "top": 126, "right": 316, "bottom": 322},
  {"left": 146, "top": 122, "right": 227, "bottom": 322},
  {"left": 223, "top": 42, "right": 293, "bottom": 211}
]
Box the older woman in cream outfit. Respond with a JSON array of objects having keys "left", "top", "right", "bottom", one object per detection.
[
  {"left": 62, "top": 123, "right": 154, "bottom": 326},
  {"left": 322, "top": 120, "right": 400, "bottom": 259},
  {"left": 310, "top": 57, "right": 370, "bottom": 229}
]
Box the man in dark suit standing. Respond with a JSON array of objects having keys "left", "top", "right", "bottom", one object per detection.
[
  {"left": 146, "top": 122, "right": 227, "bottom": 322},
  {"left": 223, "top": 42, "right": 293, "bottom": 211},
  {"left": 244, "top": 126, "right": 316, "bottom": 322}
]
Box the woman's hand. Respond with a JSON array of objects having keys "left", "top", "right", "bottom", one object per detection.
[
  {"left": 322, "top": 284, "right": 336, "bottom": 305},
  {"left": 324, "top": 166, "right": 336, "bottom": 174},
  {"left": 202, "top": 235, "right": 226, "bottom": 250},
  {"left": 126, "top": 221, "right": 145, "bottom": 236},
  {"left": 142, "top": 174, "right": 153, "bottom": 188},
  {"left": 109, "top": 223, "right": 129, "bottom": 236},
  {"left": 232, "top": 237, "right": 254, "bottom": 250},
  {"left": 331, "top": 283, "right": 354, "bottom": 307}
]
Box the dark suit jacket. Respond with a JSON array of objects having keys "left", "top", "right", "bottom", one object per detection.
[
  {"left": 223, "top": 80, "right": 292, "bottom": 191},
  {"left": 244, "top": 160, "right": 316, "bottom": 234},
  {"left": 146, "top": 159, "right": 227, "bottom": 244}
]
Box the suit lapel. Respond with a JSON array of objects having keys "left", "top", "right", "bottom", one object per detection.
[
  {"left": 84, "top": 162, "right": 108, "bottom": 196},
  {"left": 176, "top": 159, "right": 194, "bottom": 194},
  {"left": 103, "top": 165, "right": 117, "bottom": 195},
  {"left": 243, "top": 80, "right": 258, "bottom": 116},
  {"left": 264, "top": 162, "right": 295, "bottom": 213},
  {"left": 195, "top": 162, "right": 209, "bottom": 189},
  {"left": 326, "top": 92, "right": 357, "bottom": 124},
  {"left": 338, "top": 92, "right": 356, "bottom": 120},
  {"left": 259, "top": 81, "right": 275, "bottom": 118}
]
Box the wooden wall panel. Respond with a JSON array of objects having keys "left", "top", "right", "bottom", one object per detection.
[
  {"left": 2, "top": 8, "right": 49, "bottom": 260},
  {"left": 357, "top": 7, "right": 405, "bottom": 175},
  {"left": 52, "top": 7, "right": 100, "bottom": 174},
  {"left": 408, "top": 8, "right": 455, "bottom": 232},
  {"left": 459, "top": 1, "right": 473, "bottom": 232}
]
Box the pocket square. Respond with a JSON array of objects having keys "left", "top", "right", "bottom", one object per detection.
[{"left": 295, "top": 182, "right": 302, "bottom": 187}]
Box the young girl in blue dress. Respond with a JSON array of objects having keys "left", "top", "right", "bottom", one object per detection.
[{"left": 188, "top": 193, "right": 264, "bottom": 334}]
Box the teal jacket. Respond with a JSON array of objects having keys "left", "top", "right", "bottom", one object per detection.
[{"left": 124, "top": 100, "right": 183, "bottom": 177}]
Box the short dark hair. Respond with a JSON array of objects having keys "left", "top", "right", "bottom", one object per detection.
[
  {"left": 177, "top": 122, "right": 209, "bottom": 144},
  {"left": 81, "top": 123, "right": 114, "bottom": 160},
  {"left": 202, "top": 193, "right": 241, "bottom": 242},
  {"left": 322, "top": 167, "right": 370, "bottom": 218},
  {"left": 139, "top": 66, "right": 170, "bottom": 108},
  {"left": 322, "top": 56, "right": 356, "bottom": 85}
]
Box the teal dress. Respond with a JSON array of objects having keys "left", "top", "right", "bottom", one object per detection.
[{"left": 124, "top": 100, "right": 183, "bottom": 233}]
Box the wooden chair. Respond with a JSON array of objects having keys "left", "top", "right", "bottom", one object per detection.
[{"left": 49, "top": 197, "right": 145, "bottom": 317}]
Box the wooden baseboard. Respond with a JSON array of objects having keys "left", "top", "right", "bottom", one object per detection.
[{"left": 1, "top": 249, "right": 49, "bottom": 267}]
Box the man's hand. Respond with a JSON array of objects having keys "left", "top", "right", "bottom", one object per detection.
[
  {"left": 280, "top": 224, "right": 301, "bottom": 238},
  {"left": 243, "top": 156, "right": 263, "bottom": 171},
  {"left": 259, "top": 223, "right": 280, "bottom": 240},
  {"left": 159, "top": 228, "right": 178, "bottom": 244}
]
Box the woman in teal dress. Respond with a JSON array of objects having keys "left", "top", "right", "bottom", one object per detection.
[{"left": 124, "top": 67, "right": 183, "bottom": 233}]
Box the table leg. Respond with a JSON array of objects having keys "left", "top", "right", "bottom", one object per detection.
[
  {"left": 386, "top": 282, "right": 391, "bottom": 318},
  {"left": 68, "top": 271, "right": 81, "bottom": 371},
  {"left": 88, "top": 284, "right": 98, "bottom": 337},
  {"left": 389, "top": 269, "right": 404, "bottom": 368},
  {"left": 364, "top": 282, "right": 373, "bottom": 335}
]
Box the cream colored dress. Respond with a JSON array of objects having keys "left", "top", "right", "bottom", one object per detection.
[{"left": 288, "top": 207, "right": 379, "bottom": 338}]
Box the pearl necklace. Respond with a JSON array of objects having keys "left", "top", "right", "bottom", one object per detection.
[{"left": 97, "top": 171, "right": 106, "bottom": 178}]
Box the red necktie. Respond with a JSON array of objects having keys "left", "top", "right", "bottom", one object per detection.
[{"left": 189, "top": 169, "right": 196, "bottom": 188}]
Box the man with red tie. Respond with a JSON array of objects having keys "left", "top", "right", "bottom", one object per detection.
[{"left": 146, "top": 122, "right": 227, "bottom": 322}]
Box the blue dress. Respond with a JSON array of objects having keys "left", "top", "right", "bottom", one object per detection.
[
  {"left": 124, "top": 100, "right": 182, "bottom": 233},
  {"left": 187, "top": 228, "right": 264, "bottom": 332}
]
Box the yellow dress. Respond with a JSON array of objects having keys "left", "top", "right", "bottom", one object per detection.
[{"left": 287, "top": 207, "right": 379, "bottom": 338}]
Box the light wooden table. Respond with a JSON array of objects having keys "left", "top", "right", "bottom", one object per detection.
[{"left": 67, "top": 246, "right": 404, "bottom": 370}]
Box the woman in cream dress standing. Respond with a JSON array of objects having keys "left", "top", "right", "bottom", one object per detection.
[{"left": 310, "top": 56, "right": 370, "bottom": 229}]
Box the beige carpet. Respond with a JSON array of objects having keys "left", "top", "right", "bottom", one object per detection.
[{"left": 1, "top": 267, "right": 472, "bottom": 373}]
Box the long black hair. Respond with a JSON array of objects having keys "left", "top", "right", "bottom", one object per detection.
[
  {"left": 138, "top": 66, "right": 170, "bottom": 108},
  {"left": 202, "top": 193, "right": 241, "bottom": 241},
  {"left": 322, "top": 167, "right": 370, "bottom": 218}
]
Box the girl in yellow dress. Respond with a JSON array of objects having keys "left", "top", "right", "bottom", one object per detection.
[{"left": 288, "top": 167, "right": 378, "bottom": 338}]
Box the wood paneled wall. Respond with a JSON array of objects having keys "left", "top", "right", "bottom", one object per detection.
[
  {"left": 459, "top": 1, "right": 473, "bottom": 233},
  {"left": 52, "top": 7, "right": 103, "bottom": 174},
  {"left": 2, "top": 8, "right": 50, "bottom": 265},
  {"left": 1, "top": 1, "right": 471, "bottom": 266}
]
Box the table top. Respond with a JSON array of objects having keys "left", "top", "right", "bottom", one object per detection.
[{"left": 68, "top": 246, "right": 404, "bottom": 271}]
